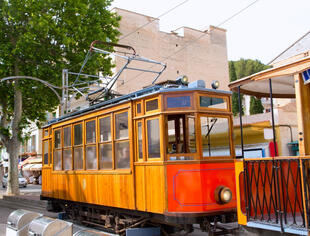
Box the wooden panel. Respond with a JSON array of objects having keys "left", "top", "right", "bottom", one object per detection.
[
  {"left": 134, "top": 166, "right": 146, "bottom": 211},
  {"left": 295, "top": 73, "right": 310, "bottom": 155},
  {"left": 46, "top": 172, "right": 135, "bottom": 209},
  {"left": 145, "top": 165, "right": 165, "bottom": 214}
]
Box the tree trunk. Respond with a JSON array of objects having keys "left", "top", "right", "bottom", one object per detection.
[{"left": 6, "top": 79, "right": 22, "bottom": 196}]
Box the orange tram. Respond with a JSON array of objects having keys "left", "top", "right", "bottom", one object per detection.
[{"left": 41, "top": 79, "right": 237, "bottom": 234}]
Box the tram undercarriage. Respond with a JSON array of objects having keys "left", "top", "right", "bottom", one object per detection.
[{"left": 44, "top": 197, "right": 237, "bottom": 235}]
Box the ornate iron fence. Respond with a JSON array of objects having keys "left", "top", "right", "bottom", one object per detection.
[{"left": 243, "top": 158, "right": 308, "bottom": 230}]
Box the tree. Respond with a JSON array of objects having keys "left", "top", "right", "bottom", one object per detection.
[
  {"left": 229, "top": 59, "right": 270, "bottom": 116},
  {"left": 250, "top": 96, "right": 264, "bottom": 114},
  {"left": 0, "top": 0, "right": 120, "bottom": 195}
]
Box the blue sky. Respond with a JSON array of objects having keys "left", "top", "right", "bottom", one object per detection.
[{"left": 112, "top": 0, "right": 309, "bottom": 64}]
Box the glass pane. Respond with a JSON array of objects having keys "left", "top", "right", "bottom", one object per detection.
[
  {"left": 115, "top": 112, "right": 128, "bottom": 139},
  {"left": 200, "top": 117, "right": 230, "bottom": 157},
  {"left": 147, "top": 119, "right": 160, "bottom": 158},
  {"left": 53, "top": 149, "right": 62, "bottom": 170},
  {"left": 63, "top": 126, "right": 71, "bottom": 147},
  {"left": 167, "top": 96, "right": 191, "bottom": 108},
  {"left": 54, "top": 130, "right": 61, "bottom": 148},
  {"left": 74, "top": 147, "right": 83, "bottom": 170},
  {"left": 115, "top": 142, "right": 130, "bottom": 169},
  {"left": 63, "top": 149, "right": 72, "bottom": 170},
  {"left": 146, "top": 99, "right": 158, "bottom": 112},
  {"left": 200, "top": 96, "right": 227, "bottom": 109},
  {"left": 86, "top": 120, "right": 96, "bottom": 144},
  {"left": 99, "top": 143, "right": 112, "bottom": 169},
  {"left": 86, "top": 146, "right": 97, "bottom": 169},
  {"left": 44, "top": 129, "right": 49, "bottom": 137},
  {"left": 137, "top": 122, "right": 143, "bottom": 159},
  {"left": 43, "top": 141, "right": 49, "bottom": 165},
  {"left": 188, "top": 117, "right": 196, "bottom": 153},
  {"left": 137, "top": 103, "right": 141, "bottom": 113},
  {"left": 74, "top": 124, "right": 83, "bottom": 146},
  {"left": 99, "top": 116, "right": 111, "bottom": 142},
  {"left": 167, "top": 120, "right": 176, "bottom": 154}
]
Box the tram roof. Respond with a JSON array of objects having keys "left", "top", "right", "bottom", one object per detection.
[
  {"left": 229, "top": 56, "right": 310, "bottom": 98},
  {"left": 46, "top": 84, "right": 231, "bottom": 126}
]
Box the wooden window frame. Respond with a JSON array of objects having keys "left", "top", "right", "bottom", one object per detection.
[
  {"left": 114, "top": 110, "right": 130, "bottom": 169},
  {"left": 53, "top": 128, "right": 62, "bottom": 171},
  {"left": 198, "top": 93, "right": 229, "bottom": 112},
  {"left": 136, "top": 101, "right": 143, "bottom": 116},
  {"left": 98, "top": 114, "right": 113, "bottom": 170},
  {"left": 42, "top": 139, "right": 50, "bottom": 166},
  {"left": 163, "top": 93, "right": 194, "bottom": 111},
  {"left": 145, "top": 97, "right": 160, "bottom": 114},
  {"left": 85, "top": 118, "right": 98, "bottom": 170},
  {"left": 135, "top": 120, "right": 145, "bottom": 162},
  {"left": 198, "top": 114, "right": 234, "bottom": 160},
  {"left": 62, "top": 125, "right": 73, "bottom": 171},
  {"left": 146, "top": 116, "right": 162, "bottom": 161},
  {"left": 73, "top": 122, "right": 84, "bottom": 171}
]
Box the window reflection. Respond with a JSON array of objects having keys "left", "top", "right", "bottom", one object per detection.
[
  {"left": 99, "top": 143, "right": 112, "bottom": 169},
  {"left": 115, "top": 112, "right": 128, "bottom": 139},
  {"left": 200, "top": 117, "right": 230, "bottom": 157},
  {"left": 86, "top": 146, "right": 97, "bottom": 170},
  {"left": 115, "top": 142, "right": 130, "bottom": 169},
  {"left": 147, "top": 119, "right": 160, "bottom": 158}
]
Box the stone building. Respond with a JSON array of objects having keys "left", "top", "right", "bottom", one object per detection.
[{"left": 113, "top": 8, "right": 229, "bottom": 94}]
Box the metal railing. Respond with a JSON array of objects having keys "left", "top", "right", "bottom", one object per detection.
[{"left": 243, "top": 158, "right": 309, "bottom": 230}]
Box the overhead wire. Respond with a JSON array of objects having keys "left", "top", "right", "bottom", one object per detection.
[{"left": 118, "top": 0, "right": 261, "bottom": 88}]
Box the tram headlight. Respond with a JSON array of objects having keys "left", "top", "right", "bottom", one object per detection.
[
  {"left": 176, "top": 75, "right": 189, "bottom": 85},
  {"left": 211, "top": 80, "right": 220, "bottom": 89},
  {"left": 215, "top": 186, "right": 232, "bottom": 204}
]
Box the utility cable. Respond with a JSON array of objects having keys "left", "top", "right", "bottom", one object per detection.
[{"left": 118, "top": 0, "right": 260, "bottom": 88}]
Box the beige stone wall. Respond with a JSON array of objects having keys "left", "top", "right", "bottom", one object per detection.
[{"left": 114, "top": 8, "right": 229, "bottom": 94}]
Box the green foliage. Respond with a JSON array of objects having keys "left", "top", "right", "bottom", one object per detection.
[
  {"left": 0, "top": 0, "right": 120, "bottom": 137},
  {"left": 250, "top": 96, "right": 264, "bottom": 115},
  {"left": 229, "top": 59, "right": 270, "bottom": 116},
  {"left": 229, "top": 62, "right": 244, "bottom": 116}
]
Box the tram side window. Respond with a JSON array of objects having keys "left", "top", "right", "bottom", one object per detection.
[
  {"left": 86, "top": 120, "right": 97, "bottom": 170},
  {"left": 147, "top": 119, "right": 160, "bottom": 158},
  {"left": 200, "top": 96, "right": 227, "bottom": 110},
  {"left": 200, "top": 117, "right": 231, "bottom": 157},
  {"left": 63, "top": 126, "right": 72, "bottom": 170},
  {"left": 167, "top": 114, "right": 196, "bottom": 157},
  {"left": 115, "top": 111, "right": 130, "bottom": 169},
  {"left": 53, "top": 129, "right": 62, "bottom": 170},
  {"left": 74, "top": 123, "right": 83, "bottom": 170},
  {"left": 43, "top": 140, "right": 49, "bottom": 165},
  {"left": 115, "top": 112, "right": 128, "bottom": 139},
  {"left": 99, "top": 116, "right": 112, "bottom": 169}
]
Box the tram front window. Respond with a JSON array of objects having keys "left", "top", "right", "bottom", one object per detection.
[
  {"left": 167, "top": 114, "right": 196, "bottom": 160},
  {"left": 200, "top": 116, "right": 230, "bottom": 157}
]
